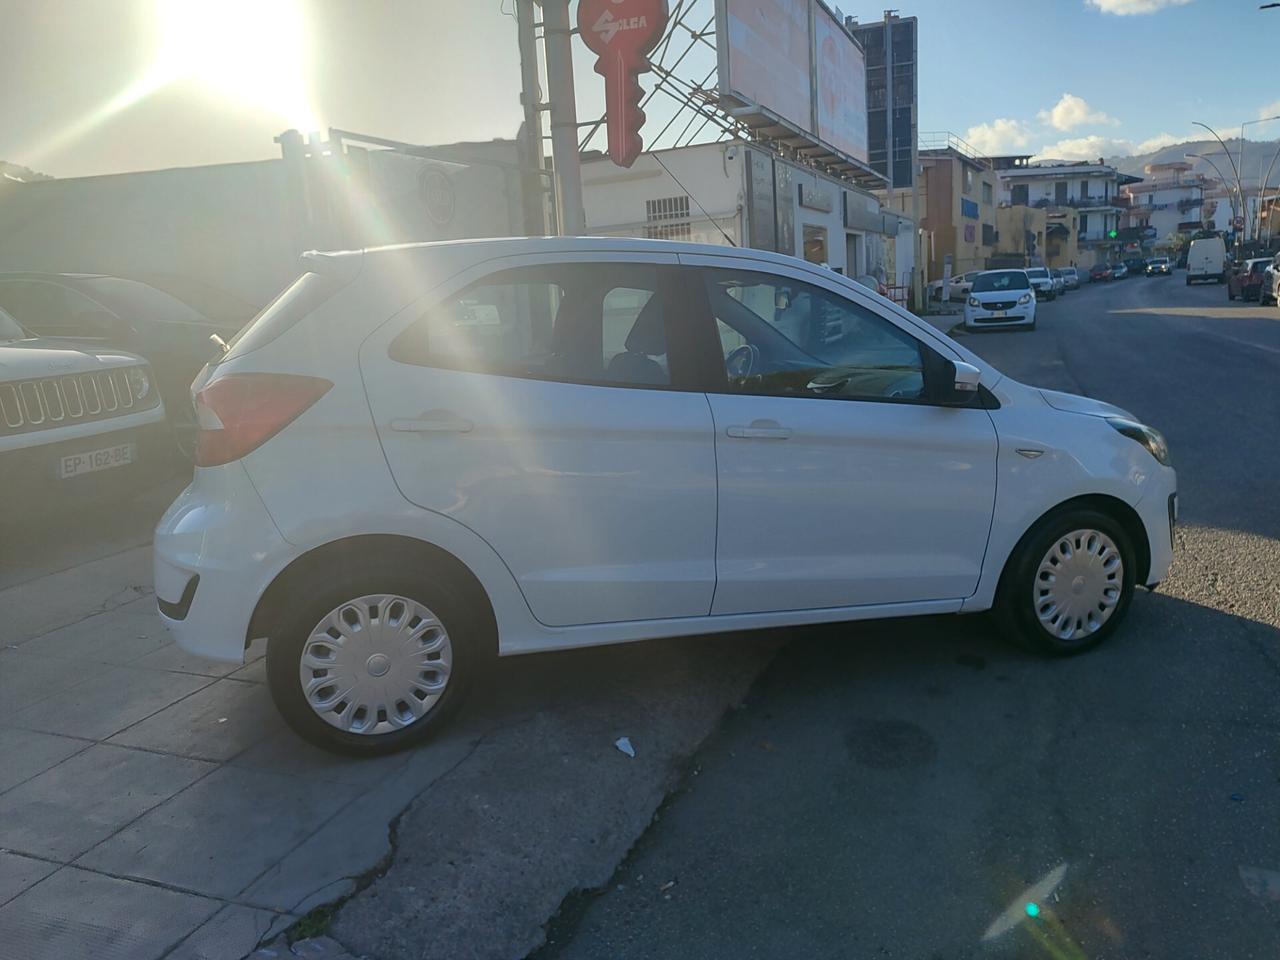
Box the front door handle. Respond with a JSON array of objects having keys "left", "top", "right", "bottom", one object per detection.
[
  {"left": 726, "top": 420, "right": 791, "bottom": 440},
  {"left": 390, "top": 414, "right": 473, "bottom": 434}
]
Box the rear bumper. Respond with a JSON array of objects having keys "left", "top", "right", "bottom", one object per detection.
[{"left": 153, "top": 463, "right": 296, "bottom": 663}]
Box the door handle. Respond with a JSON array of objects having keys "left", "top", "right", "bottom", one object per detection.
[
  {"left": 390, "top": 415, "right": 473, "bottom": 434},
  {"left": 726, "top": 420, "right": 791, "bottom": 440}
]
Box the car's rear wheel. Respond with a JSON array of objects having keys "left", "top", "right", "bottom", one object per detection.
[
  {"left": 995, "top": 508, "right": 1136, "bottom": 656},
  {"left": 266, "top": 561, "right": 479, "bottom": 755}
]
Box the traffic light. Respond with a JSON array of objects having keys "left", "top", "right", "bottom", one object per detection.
[{"left": 1107, "top": 229, "right": 1118, "bottom": 239}]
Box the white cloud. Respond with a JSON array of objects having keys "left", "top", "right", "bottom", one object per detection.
[
  {"left": 963, "top": 118, "right": 1032, "bottom": 155},
  {"left": 1034, "top": 131, "right": 1184, "bottom": 162},
  {"left": 1085, "top": 0, "right": 1192, "bottom": 15},
  {"left": 1259, "top": 100, "right": 1280, "bottom": 121},
  {"left": 1036, "top": 93, "right": 1118, "bottom": 132}
]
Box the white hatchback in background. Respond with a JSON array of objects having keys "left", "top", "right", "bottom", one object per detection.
[
  {"left": 155, "top": 238, "right": 1177, "bottom": 755},
  {"left": 1024, "top": 266, "right": 1055, "bottom": 300},
  {"left": 1061, "top": 267, "right": 1080, "bottom": 290},
  {"left": 964, "top": 270, "right": 1036, "bottom": 331}
]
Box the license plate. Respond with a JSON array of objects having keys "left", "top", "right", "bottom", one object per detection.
[
  {"left": 992, "top": 310, "right": 1007, "bottom": 318},
  {"left": 59, "top": 442, "right": 136, "bottom": 479}
]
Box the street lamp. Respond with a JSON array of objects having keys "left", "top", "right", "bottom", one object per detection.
[
  {"left": 1192, "top": 121, "right": 1245, "bottom": 251},
  {"left": 1238, "top": 114, "right": 1280, "bottom": 240},
  {"left": 1186, "top": 151, "right": 1238, "bottom": 233}
]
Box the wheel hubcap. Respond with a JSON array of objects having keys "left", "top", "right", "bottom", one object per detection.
[
  {"left": 298, "top": 594, "right": 452, "bottom": 736},
  {"left": 1033, "top": 529, "right": 1124, "bottom": 641}
]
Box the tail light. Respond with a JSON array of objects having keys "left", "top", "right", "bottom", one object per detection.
[{"left": 194, "top": 373, "right": 332, "bottom": 466}]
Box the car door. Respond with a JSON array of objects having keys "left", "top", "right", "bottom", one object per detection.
[
  {"left": 678, "top": 255, "right": 999, "bottom": 616},
  {"left": 360, "top": 252, "right": 718, "bottom": 628}
]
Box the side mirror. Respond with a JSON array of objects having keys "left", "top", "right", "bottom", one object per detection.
[{"left": 939, "top": 360, "right": 982, "bottom": 405}]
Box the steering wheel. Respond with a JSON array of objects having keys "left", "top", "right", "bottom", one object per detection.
[{"left": 725, "top": 343, "right": 761, "bottom": 379}]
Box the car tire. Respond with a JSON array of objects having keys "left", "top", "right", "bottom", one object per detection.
[
  {"left": 994, "top": 507, "right": 1136, "bottom": 657},
  {"left": 266, "top": 558, "right": 481, "bottom": 756}
]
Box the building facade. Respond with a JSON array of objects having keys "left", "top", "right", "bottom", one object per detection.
[
  {"left": 581, "top": 142, "right": 914, "bottom": 298},
  {"left": 1120, "top": 161, "right": 1207, "bottom": 248},
  {"left": 994, "top": 157, "right": 1132, "bottom": 266}
]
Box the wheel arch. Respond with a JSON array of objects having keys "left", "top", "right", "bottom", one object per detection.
[
  {"left": 995, "top": 493, "right": 1151, "bottom": 600},
  {"left": 246, "top": 534, "right": 499, "bottom": 660}
]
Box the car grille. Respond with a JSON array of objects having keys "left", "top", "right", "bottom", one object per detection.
[
  {"left": 981, "top": 300, "right": 1018, "bottom": 311},
  {"left": 0, "top": 367, "right": 159, "bottom": 437}
]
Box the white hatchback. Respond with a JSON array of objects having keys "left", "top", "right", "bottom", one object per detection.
[
  {"left": 964, "top": 270, "right": 1037, "bottom": 331},
  {"left": 155, "top": 238, "right": 1177, "bottom": 754}
]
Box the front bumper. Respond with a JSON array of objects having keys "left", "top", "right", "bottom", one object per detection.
[
  {"left": 0, "top": 418, "right": 170, "bottom": 517},
  {"left": 964, "top": 304, "right": 1034, "bottom": 327},
  {"left": 154, "top": 462, "right": 296, "bottom": 663},
  {"left": 1135, "top": 467, "right": 1178, "bottom": 587}
]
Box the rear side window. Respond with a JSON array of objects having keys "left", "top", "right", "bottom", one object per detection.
[
  {"left": 223, "top": 272, "right": 345, "bottom": 361},
  {"left": 390, "top": 262, "right": 680, "bottom": 389}
]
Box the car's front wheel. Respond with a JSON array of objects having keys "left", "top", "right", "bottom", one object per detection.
[
  {"left": 995, "top": 507, "right": 1136, "bottom": 656},
  {"left": 266, "top": 562, "right": 478, "bottom": 755}
]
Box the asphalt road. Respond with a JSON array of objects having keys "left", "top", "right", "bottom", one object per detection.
[{"left": 536, "top": 275, "right": 1280, "bottom": 960}]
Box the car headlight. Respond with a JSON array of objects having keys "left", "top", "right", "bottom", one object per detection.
[
  {"left": 1107, "top": 417, "right": 1170, "bottom": 466},
  {"left": 126, "top": 366, "right": 151, "bottom": 400},
  {"left": 1017, "top": 293, "right": 1031, "bottom": 305},
  {"left": 968, "top": 297, "right": 981, "bottom": 307}
]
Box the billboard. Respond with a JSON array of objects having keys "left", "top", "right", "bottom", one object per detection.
[
  {"left": 814, "top": 11, "right": 867, "bottom": 163},
  {"left": 717, "top": 0, "right": 868, "bottom": 165}
]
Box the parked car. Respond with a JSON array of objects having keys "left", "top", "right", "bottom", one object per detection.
[
  {"left": 1060, "top": 267, "right": 1080, "bottom": 290},
  {"left": 1227, "top": 257, "right": 1273, "bottom": 301},
  {"left": 964, "top": 269, "right": 1036, "bottom": 331},
  {"left": 1049, "top": 269, "right": 1067, "bottom": 296},
  {"left": 1186, "top": 236, "right": 1228, "bottom": 284},
  {"left": 155, "top": 238, "right": 1177, "bottom": 755},
  {"left": 1088, "top": 263, "right": 1113, "bottom": 282},
  {"left": 1267, "top": 256, "right": 1280, "bottom": 306},
  {"left": 853, "top": 274, "right": 889, "bottom": 298},
  {"left": 1124, "top": 257, "right": 1148, "bottom": 277},
  {"left": 1024, "top": 266, "right": 1056, "bottom": 300},
  {"left": 1146, "top": 257, "right": 1172, "bottom": 276},
  {"left": 0, "top": 273, "right": 246, "bottom": 457},
  {"left": 927, "top": 270, "right": 982, "bottom": 301},
  {"left": 1111, "top": 262, "right": 1129, "bottom": 280},
  {"left": 0, "top": 306, "right": 167, "bottom": 516}
]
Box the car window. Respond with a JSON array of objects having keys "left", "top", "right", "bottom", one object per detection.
[
  {"left": 972, "top": 272, "right": 1030, "bottom": 292},
  {"left": 698, "top": 268, "right": 924, "bottom": 402},
  {"left": 0, "top": 307, "right": 25, "bottom": 342},
  {"left": 391, "top": 263, "right": 677, "bottom": 389},
  {"left": 1026, "top": 268, "right": 1048, "bottom": 279},
  {"left": 0, "top": 280, "right": 117, "bottom": 337}
]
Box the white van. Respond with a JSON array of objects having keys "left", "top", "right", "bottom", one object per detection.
[{"left": 1186, "top": 236, "right": 1227, "bottom": 285}]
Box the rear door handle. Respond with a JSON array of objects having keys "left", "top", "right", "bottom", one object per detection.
[
  {"left": 390, "top": 415, "right": 473, "bottom": 434},
  {"left": 726, "top": 420, "right": 791, "bottom": 440}
]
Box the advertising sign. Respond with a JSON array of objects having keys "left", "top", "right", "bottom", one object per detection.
[
  {"left": 814, "top": 11, "right": 867, "bottom": 163},
  {"left": 720, "top": 0, "right": 812, "bottom": 136}
]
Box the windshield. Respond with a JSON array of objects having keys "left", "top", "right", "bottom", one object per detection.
[
  {"left": 0, "top": 307, "right": 25, "bottom": 342},
  {"left": 972, "top": 271, "right": 1030, "bottom": 292},
  {"left": 1025, "top": 268, "right": 1048, "bottom": 279}
]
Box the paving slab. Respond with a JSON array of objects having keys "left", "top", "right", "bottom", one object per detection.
[
  {"left": 0, "top": 743, "right": 214, "bottom": 860},
  {"left": 0, "top": 865, "right": 220, "bottom": 960},
  {"left": 0, "top": 728, "right": 89, "bottom": 794},
  {"left": 17, "top": 596, "right": 169, "bottom": 664},
  {"left": 229, "top": 728, "right": 410, "bottom": 787},
  {"left": 9, "top": 664, "right": 210, "bottom": 740},
  {"left": 0, "top": 544, "right": 153, "bottom": 639},
  {"left": 0, "top": 851, "right": 57, "bottom": 907},
  {"left": 0, "top": 648, "right": 99, "bottom": 715},
  {"left": 132, "top": 642, "right": 245, "bottom": 677},
  {"left": 78, "top": 765, "right": 362, "bottom": 899},
  {"left": 229, "top": 657, "right": 268, "bottom": 684},
  {"left": 240, "top": 730, "right": 480, "bottom": 914},
  {"left": 166, "top": 903, "right": 294, "bottom": 960},
  {"left": 108, "top": 678, "right": 284, "bottom": 762}
]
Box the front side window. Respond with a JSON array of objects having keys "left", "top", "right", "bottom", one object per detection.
[
  {"left": 392, "top": 263, "right": 676, "bottom": 388},
  {"left": 699, "top": 269, "right": 925, "bottom": 402}
]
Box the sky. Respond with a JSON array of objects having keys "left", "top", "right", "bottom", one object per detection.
[{"left": 0, "top": 0, "right": 1276, "bottom": 180}]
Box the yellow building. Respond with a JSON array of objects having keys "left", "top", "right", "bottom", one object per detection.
[
  {"left": 995, "top": 205, "right": 1046, "bottom": 261},
  {"left": 1044, "top": 208, "right": 1080, "bottom": 268}
]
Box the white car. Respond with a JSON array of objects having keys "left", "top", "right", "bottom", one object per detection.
[
  {"left": 1024, "top": 266, "right": 1056, "bottom": 300},
  {"left": 928, "top": 271, "right": 981, "bottom": 301},
  {"left": 1, "top": 306, "right": 166, "bottom": 516},
  {"left": 964, "top": 270, "right": 1036, "bottom": 331},
  {"left": 155, "top": 238, "right": 1177, "bottom": 755},
  {"left": 1060, "top": 267, "right": 1080, "bottom": 290}
]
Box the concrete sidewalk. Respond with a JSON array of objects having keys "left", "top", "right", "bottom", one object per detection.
[{"left": 0, "top": 546, "right": 776, "bottom": 960}]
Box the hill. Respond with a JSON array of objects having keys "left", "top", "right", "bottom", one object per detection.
[
  {"left": 1105, "top": 138, "right": 1280, "bottom": 188},
  {"left": 0, "top": 161, "right": 52, "bottom": 182}
]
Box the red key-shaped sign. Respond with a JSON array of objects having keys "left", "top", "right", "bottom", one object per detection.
[{"left": 578, "top": 0, "right": 669, "bottom": 168}]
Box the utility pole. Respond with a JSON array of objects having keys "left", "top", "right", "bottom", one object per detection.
[
  {"left": 516, "top": 0, "right": 547, "bottom": 235},
  {"left": 541, "top": 0, "right": 586, "bottom": 235}
]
